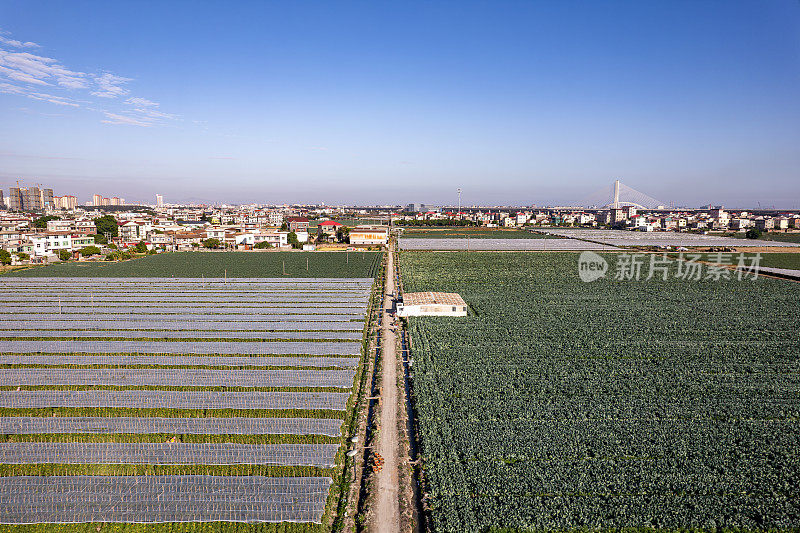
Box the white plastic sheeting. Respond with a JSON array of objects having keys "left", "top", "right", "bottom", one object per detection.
[
  {"left": 2, "top": 339, "right": 361, "bottom": 355},
  {"left": 0, "top": 368, "right": 356, "bottom": 388},
  {"left": 0, "top": 390, "right": 351, "bottom": 410},
  {"left": 0, "top": 475, "right": 332, "bottom": 523},
  {"left": 0, "top": 330, "right": 363, "bottom": 340},
  {"left": 0, "top": 417, "right": 343, "bottom": 436},
  {"left": 538, "top": 228, "right": 800, "bottom": 247},
  {"left": 0, "top": 354, "right": 359, "bottom": 368},
  {"left": 0, "top": 443, "right": 340, "bottom": 466},
  {"left": 398, "top": 238, "right": 617, "bottom": 250},
  {"left": 0, "top": 319, "right": 362, "bottom": 330},
  {"left": 0, "top": 304, "right": 366, "bottom": 320}
]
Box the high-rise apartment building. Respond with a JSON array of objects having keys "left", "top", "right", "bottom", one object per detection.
[
  {"left": 40, "top": 188, "right": 54, "bottom": 209},
  {"left": 156, "top": 194, "right": 164, "bottom": 208},
  {"left": 24, "top": 187, "right": 42, "bottom": 211},
  {"left": 8, "top": 188, "right": 22, "bottom": 211},
  {"left": 7, "top": 186, "right": 52, "bottom": 211},
  {"left": 54, "top": 195, "right": 78, "bottom": 210}
]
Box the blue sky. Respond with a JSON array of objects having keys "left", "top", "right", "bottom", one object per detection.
[{"left": 0, "top": 1, "right": 798, "bottom": 207}]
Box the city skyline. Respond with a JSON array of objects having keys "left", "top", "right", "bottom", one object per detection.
[{"left": 1, "top": 1, "right": 799, "bottom": 207}]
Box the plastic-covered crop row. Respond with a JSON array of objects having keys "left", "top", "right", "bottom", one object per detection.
[
  {"left": 0, "top": 354, "right": 359, "bottom": 368},
  {"left": 0, "top": 320, "right": 363, "bottom": 331},
  {"left": 0, "top": 416, "right": 343, "bottom": 436},
  {"left": 2, "top": 277, "right": 373, "bottom": 291},
  {"left": 5, "top": 302, "right": 367, "bottom": 310},
  {"left": 2, "top": 295, "right": 369, "bottom": 304},
  {"left": 5, "top": 312, "right": 365, "bottom": 321},
  {"left": 1, "top": 276, "right": 375, "bottom": 282},
  {"left": 0, "top": 368, "right": 356, "bottom": 388},
  {"left": 0, "top": 390, "right": 351, "bottom": 410},
  {"left": 0, "top": 442, "right": 340, "bottom": 466},
  {"left": 398, "top": 237, "right": 618, "bottom": 250},
  {"left": 1, "top": 340, "right": 362, "bottom": 355},
  {"left": 0, "top": 475, "right": 332, "bottom": 523},
  {"left": 0, "top": 330, "right": 363, "bottom": 341}
]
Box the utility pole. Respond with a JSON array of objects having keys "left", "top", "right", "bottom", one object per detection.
[{"left": 457, "top": 188, "right": 462, "bottom": 220}]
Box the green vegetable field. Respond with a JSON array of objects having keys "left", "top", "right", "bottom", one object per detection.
[
  {"left": 3, "top": 251, "right": 381, "bottom": 278},
  {"left": 400, "top": 251, "right": 800, "bottom": 531}
]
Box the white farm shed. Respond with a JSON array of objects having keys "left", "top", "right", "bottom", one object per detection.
[{"left": 397, "top": 292, "right": 467, "bottom": 317}]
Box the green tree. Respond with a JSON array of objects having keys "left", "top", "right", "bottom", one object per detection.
[
  {"left": 746, "top": 228, "right": 762, "bottom": 239},
  {"left": 254, "top": 241, "right": 272, "bottom": 249},
  {"left": 0, "top": 250, "right": 11, "bottom": 265},
  {"left": 93, "top": 234, "right": 108, "bottom": 245},
  {"left": 79, "top": 245, "right": 101, "bottom": 257},
  {"left": 17, "top": 252, "right": 30, "bottom": 261},
  {"left": 280, "top": 222, "right": 289, "bottom": 231},
  {"left": 58, "top": 250, "right": 71, "bottom": 262},
  {"left": 93, "top": 215, "right": 118, "bottom": 238},
  {"left": 33, "top": 215, "right": 60, "bottom": 229},
  {"left": 134, "top": 241, "right": 148, "bottom": 253},
  {"left": 202, "top": 238, "right": 221, "bottom": 249},
  {"left": 336, "top": 227, "right": 350, "bottom": 243},
  {"left": 287, "top": 232, "right": 301, "bottom": 249}
]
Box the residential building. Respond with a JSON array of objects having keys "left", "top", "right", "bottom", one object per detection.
[
  {"left": 7, "top": 186, "right": 45, "bottom": 211},
  {"left": 40, "top": 188, "right": 54, "bottom": 209},
  {"left": 287, "top": 217, "right": 309, "bottom": 233},
  {"left": 755, "top": 218, "right": 775, "bottom": 231},
  {"left": 268, "top": 211, "right": 284, "bottom": 226},
  {"left": 54, "top": 195, "right": 78, "bottom": 210},
  {"left": 118, "top": 220, "right": 151, "bottom": 242},
  {"left": 317, "top": 220, "right": 343, "bottom": 236},
  {"left": 156, "top": 194, "right": 164, "bottom": 208},
  {"left": 254, "top": 230, "right": 289, "bottom": 248}
]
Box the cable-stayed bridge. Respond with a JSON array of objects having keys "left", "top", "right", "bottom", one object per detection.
[{"left": 579, "top": 179, "right": 665, "bottom": 210}]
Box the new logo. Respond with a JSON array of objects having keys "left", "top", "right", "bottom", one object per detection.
[{"left": 578, "top": 251, "right": 608, "bottom": 282}]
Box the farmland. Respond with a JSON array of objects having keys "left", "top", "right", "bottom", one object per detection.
[
  {"left": 399, "top": 238, "right": 616, "bottom": 251},
  {"left": 539, "top": 228, "right": 800, "bottom": 248},
  {"left": 0, "top": 255, "right": 382, "bottom": 531},
  {"left": 673, "top": 252, "right": 800, "bottom": 271},
  {"left": 399, "top": 251, "right": 800, "bottom": 531},
  {"left": 399, "top": 228, "right": 554, "bottom": 239},
  {"left": 4, "top": 251, "right": 381, "bottom": 278}
]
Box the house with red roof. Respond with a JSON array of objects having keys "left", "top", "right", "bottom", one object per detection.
[{"left": 317, "top": 220, "right": 344, "bottom": 236}]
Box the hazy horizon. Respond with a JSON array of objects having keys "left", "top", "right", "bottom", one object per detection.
[{"left": 1, "top": 1, "right": 798, "bottom": 208}]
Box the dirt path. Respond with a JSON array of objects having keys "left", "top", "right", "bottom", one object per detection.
[{"left": 369, "top": 246, "right": 401, "bottom": 533}]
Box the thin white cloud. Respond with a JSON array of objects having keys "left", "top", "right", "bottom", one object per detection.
[
  {"left": 125, "top": 97, "right": 157, "bottom": 107},
  {"left": 0, "top": 49, "right": 87, "bottom": 87},
  {"left": 124, "top": 95, "right": 178, "bottom": 122},
  {"left": 0, "top": 82, "right": 80, "bottom": 107},
  {"left": 101, "top": 112, "right": 152, "bottom": 127},
  {"left": 0, "top": 36, "right": 39, "bottom": 48},
  {"left": 0, "top": 31, "right": 178, "bottom": 126},
  {"left": 92, "top": 72, "right": 131, "bottom": 98}
]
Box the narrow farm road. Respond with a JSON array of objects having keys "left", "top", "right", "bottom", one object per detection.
[{"left": 369, "top": 245, "right": 401, "bottom": 533}]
